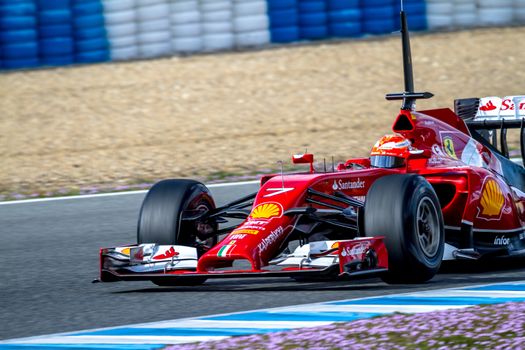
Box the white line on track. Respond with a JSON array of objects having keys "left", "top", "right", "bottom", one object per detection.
[
  {"left": 12, "top": 335, "right": 230, "bottom": 345},
  {"left": 274, "top": 304, "right": 470, "bottom": 314},
  {"left": 2, "top": 280, "right": 524, "bottom": 346},
  {"left": 0, "top": 180, "right": 260, "bottom": 206}
]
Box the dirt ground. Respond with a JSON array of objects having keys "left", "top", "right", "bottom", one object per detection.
[{"left": 1, "top": 27, "right": 524, "bottom": 196}]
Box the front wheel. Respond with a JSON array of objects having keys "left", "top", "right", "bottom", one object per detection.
[
  {"left": 137, "top": 179, "right": 218, "bottom": 286},
  {"left": 137, "top": 179, "right": 217, "bottom": 248},
  {"left": 365, "top": 175, "right": 444, "bottom": 284}
]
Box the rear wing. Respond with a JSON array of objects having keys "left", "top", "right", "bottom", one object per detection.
[{"left": 455, "top": 96, "right": 525, "bottom": 162}]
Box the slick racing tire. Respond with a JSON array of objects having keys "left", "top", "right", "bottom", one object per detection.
[
  {"left": 137, "top": 179, "right": 217, "bottom": 249},
  {"left": 365, "top": 174, "right": 444, "bottom": 284},
  {"left": 138, "top": 180, "right": 217, "bottom": 287}
]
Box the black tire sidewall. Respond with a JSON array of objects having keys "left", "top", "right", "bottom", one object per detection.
[
  {"left": 365, "top": 175, "right": 444, "bottom": 283},
  {"left": 137, "top": 179, "right": 215, "bottom": 246},
  {"left": 401, "top": 177, "right": 444, "bottom": 272}
]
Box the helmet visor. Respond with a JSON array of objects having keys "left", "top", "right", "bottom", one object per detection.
[{"left": 370, "top": 155, "right": 406, "bottom": 168}]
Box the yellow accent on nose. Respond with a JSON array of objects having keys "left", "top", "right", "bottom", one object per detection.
[{"left": 251, "top": 203, "right": 281, "bottom": 219}]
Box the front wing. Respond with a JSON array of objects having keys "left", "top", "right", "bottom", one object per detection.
[{"left": 98, "top": 237, "right": 388, "bottom": 283}]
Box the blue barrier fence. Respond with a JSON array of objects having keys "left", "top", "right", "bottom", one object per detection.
[
  {"left": 0, "top": 0, "right": 109, "bottom": 70},
  {"left": 0, "top": 0, "right": 521, "bottom": 71}
]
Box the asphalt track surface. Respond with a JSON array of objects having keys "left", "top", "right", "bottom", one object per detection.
[{"left": 1, "top": 182, "right": 525, "bottom": 341}]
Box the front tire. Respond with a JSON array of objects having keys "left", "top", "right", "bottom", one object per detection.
[
  {"left": 137, "top": 179, "right": 216, "bottom": 246},
  {"left": 137, "top": 179, "right": 217, "bottom": 286},
  {"left": 365, "top": 175, "right": 444, "bottom": 284}
]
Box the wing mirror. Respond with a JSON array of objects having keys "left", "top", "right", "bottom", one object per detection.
[{"left": 292, "top": 153, "right": 314, "bottom": 173}]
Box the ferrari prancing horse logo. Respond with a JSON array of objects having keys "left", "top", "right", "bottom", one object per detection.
[{"left": 443, "top": 137, "right": 458, "bottom": 160}]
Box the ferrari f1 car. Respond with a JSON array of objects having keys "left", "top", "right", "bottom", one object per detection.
[{"left": 98, "top": 11, "right": 525, "bottom": 286}]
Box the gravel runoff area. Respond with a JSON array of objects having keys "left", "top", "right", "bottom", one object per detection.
[
  {"left": 166, "top": 302, "right": 525, "bottom": 350},
  {"left": 2, "top": 27, "right": 525, "bottom": 199}
]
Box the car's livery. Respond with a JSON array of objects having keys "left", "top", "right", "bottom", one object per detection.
[{"left": 97, "top": 11, "right": 524, "bottom": 286}]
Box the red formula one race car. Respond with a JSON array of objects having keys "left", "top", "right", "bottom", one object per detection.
[{"left": 98, "top": 12, "right": 525, "bottom": 286}]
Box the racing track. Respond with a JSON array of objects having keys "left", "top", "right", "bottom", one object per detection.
[{"left": 1, "top": 181, "right": 525, "bottom": 341}]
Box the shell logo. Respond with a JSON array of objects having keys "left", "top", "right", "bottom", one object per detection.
[
  {"left": 480, "top": 179, "right": 505, "bottom": 217},
  {"left": 250, "top": 202, "right": 283, "bottom": 219},
  {"left": 119, "top": 247, "right": 131, "bottom": 256}
]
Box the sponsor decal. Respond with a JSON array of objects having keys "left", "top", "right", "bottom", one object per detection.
[
  {"left": 432, "top": 144, "right": 445, "bottom": 156},
  {"left": 341, "top": 243, "right": 369, "bottom": 258},
  {"left": 500, "top": 98, "right": 525, "bottom": 112},
  {"left": 264, "top": 187, "right": 294, "bottom": 198},
  {"left": 217, "top": 241, "right": 236, "bottom": 258},
  {"left": 250, "top": 202, "right": 283, "bottom": 220},
  {"left": 228, "top": 233, "right": 247, "bottom": 240},
  {"left": 375, "top": 140, "right": 411, "bottom": 150},
  {"left": 332, "top": 178, "right": 366, "bottom": 191},
  {"left": 257, "top": 226, "right": 284, "bottom": 253},
  {"left": 118, "top": 247, "right": 131, "bottom": 256},
  {"left": 477, "top": 96, "right": 525, "bottom": 117},
  {"left": 153, "top": 246, "right": 179, "bottom": 260},
  {"left": 231, "top": 228, "right": 259, "bottom": 235},
  {"left": 236, "top": 220, "right": 270, "bottom": 233},
  {"left": 352, "top": 196, "right": 366, "bottom": 203},
  {"left": 494, "top": 236, "right": 510, "bottom": 246},
  {"left": 428, "top": 144, "right": 446, "bottom": 166},
  {"left": 480, "top": 100, "right": 497, "bottom": 111},
  {"left": 480, "top": 179, "right": 505, "bottom": 217},
  {"left": 443, "top": 137, "right": 458, "bottom": 160},
  {"left": 428, "top": 156, "right": 444, "bottom": 166},
  {"left": 420, "top": 120, "right": 436, "bottom": 127}
]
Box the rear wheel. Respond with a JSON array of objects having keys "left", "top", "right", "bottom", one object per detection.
[
  {"left": 137, "top": 179, "right": 217, "bottom": 286},
  {"left": 365, "top": 174, "right": 444, "bottom": 283}
]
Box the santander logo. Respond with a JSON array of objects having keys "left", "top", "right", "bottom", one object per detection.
[
  {"left": 479, "top": 100, "right": 497, "bottom": 111},
  {"left": 500, "top": 98, "right": 525, "bottom": 111},
  {"left": 332, "top": 178, "right": 366, "bottom": 191},
  {"left": 153, "top": 246, "right": 179, "bottom": 260},
  {"left": 477, "top": 96, "right": 525, "bottom": 117}
]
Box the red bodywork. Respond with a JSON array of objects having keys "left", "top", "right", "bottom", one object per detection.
[
  {"left": 196, "top": 108, "right": 524, "bottom": 272},
  {"left": 99, "top": 107, "right": 525, "bottom": 282}
]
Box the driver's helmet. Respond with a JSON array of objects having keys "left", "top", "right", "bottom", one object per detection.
[{"left": 370, "top": 134, "right": 411, "bottom": 168}]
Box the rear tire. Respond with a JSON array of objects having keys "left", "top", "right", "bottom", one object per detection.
[{"left": 365, "top": 175, "right": 444, "bottom": 284}]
